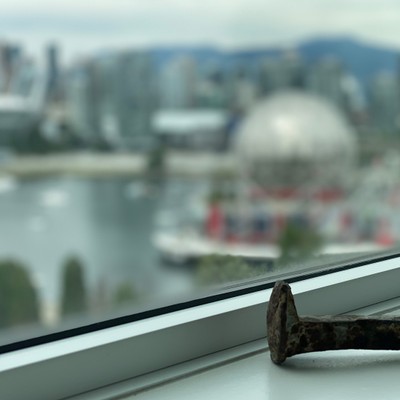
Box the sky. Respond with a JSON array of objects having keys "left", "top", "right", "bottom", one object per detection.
[{"left": 1, "top": 0, "right": 400, "bottom": 65}]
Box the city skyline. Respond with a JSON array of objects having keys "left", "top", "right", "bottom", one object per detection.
[{"left": 0, "top": 0, "right": 399, "bottom": 64}]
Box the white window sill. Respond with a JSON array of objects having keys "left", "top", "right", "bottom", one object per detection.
[
  {"left": 130, "top": 344, "right": 400, "bottom": 400},
  {"left": 76, "top": 295, "right": 400, "bottom": 400},
  {"left": 2, "top": 254, "right": 400, "bottom": 400}
]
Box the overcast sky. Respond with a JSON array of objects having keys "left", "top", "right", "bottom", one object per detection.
[{"left": 1, "top": 0, "right": 400, "bottom": 64}]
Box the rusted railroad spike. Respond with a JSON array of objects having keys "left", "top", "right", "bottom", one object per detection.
[{"left": 267, "top": 281, "right": 400, "bottom": 365}]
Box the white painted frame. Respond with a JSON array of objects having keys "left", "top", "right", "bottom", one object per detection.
[{"left": 1, "top": 256, "right": 400, "bottom": 400}]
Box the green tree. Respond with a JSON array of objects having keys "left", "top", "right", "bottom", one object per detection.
[
  {"left": 60, "top": 257, "right": 88, "bottom": 316},
  {"left": 0, "top": 260, "right": 40, "bottom": 329},
  {"left": 278, "top": 223, "right": 322, "bottom": 267},
  {"left": 113, "top": 282, "right": 137, "bottom": 306},
  {"left": 196, "top": 254, "right": 262, "bottom": 286}
]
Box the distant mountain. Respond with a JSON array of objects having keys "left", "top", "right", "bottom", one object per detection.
[
  {"left": 298, "top": 37, "right": 398, "bottom": 87},
  {"left": 150, "top": 46, "right": 280, "bottom": 72},
  {"left": 150, "top": 37, "right": 399, "bottom": 87},
  {"left": 150, "top": 46, "right": 224, "bottom": 69}
]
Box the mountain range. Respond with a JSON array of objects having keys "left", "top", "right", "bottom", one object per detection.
[{"left": 150, "top": 37, "right": 399, "bottom": 88}]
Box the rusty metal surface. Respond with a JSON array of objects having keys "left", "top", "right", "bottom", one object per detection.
[{"left": 267, "top": 281, "right": 400, "bottom": 364}]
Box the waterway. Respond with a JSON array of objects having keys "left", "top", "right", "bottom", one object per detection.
[
  {"left": 0, "top": 172, "right": 391, "bottom": 344},
  {"left": 0, "top": 176, "right": 208, "bottom": 318}
]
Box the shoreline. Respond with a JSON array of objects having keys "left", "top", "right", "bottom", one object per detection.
[{"left": 0, "top": 151, "right": 236, "bottom": 179}]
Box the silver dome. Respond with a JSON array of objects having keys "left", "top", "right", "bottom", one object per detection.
[{"left": 234, "top": 90, "right": 357, "bottom": 186}]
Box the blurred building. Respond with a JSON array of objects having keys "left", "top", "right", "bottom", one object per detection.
[
  {"left": 93, "top": 55, "right": 120, "bottom": 145},
  {"left": 259, "top": 51, "right": 305, "bottom": 95},
  {"left": 369, "top": 71, "right": 400, "bottom": 133},
  {"left": 45, "top": 44, "right": 61, "bottom": 102},
  {"left": 66, "top": 60, "right": 102, "bottom": 143},
  {"left": 196, "top": 65, "right": 228, "bottom": 108},
  {"left": 66, "top": 51, "right": 155, "bottom": 150},
  {"left": 306, "top": 57, "right": 346, "bottom": 110},
  {"left": 153, "top": 109, "right": 227, "bottom": 150},
  {"left": 222, "top": 65, "right": 259, "bottom": 112},
  {"left": 232, "top": 77, "right": 258, "bottom": 112},
  {"left": 0, "top": 43, "right": 46, "bottom": 148},
  {"left": 0, "top": 95, "right": 41, "bottom": 148},
  {"left": 11, "top": 58, "right": 37, "bottom": 97},
  {"left": 0, "top": 43, "right": 22, "bottom": 94},
  {"left": 114, "top": 51, "right": 155, "bottom": 149},
  {"left": 159, "top": 56, "right": 197, "bottom": 109},
  {"left": 234, "top": 90, "right": 357, "bottom": 188}
]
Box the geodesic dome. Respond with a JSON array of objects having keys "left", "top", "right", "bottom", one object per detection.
[{"left": 234, "top": 90, "right": 357, "bottom": 187}]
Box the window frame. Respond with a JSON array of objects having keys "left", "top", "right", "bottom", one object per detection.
[{"left": 1, "top": 252, "right": 400, "bottom": 399}]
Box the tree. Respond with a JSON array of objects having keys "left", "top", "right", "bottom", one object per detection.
[
  {"left": 0, "top": 260, "right": 40, "bottom": 329},
  {"left": 196, "top": 254, "right": 262, "bottom": 286},
  {"left": 60, "top": 257, "right": 88, "bottom": 316},
  {"left": 113, "top": 282, "right": 137, "bottom": 306},
  {"left": 277, "top": 223, "right": 322, "bottom": 267}
]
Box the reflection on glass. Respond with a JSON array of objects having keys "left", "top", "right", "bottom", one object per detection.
[{"left": 0, "top": 0, "right": 399, "bottom": 346}]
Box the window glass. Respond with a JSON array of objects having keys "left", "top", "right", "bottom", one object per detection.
[{"left": 0, "top": 0, "right": 399, "bottom": 346}]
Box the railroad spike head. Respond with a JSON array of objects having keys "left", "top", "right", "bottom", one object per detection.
[{"left": 267, "top": 281, "right": 300, "bottom": 364}]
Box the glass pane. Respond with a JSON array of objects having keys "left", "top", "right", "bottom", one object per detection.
[{"left": 0, "top": 0, "right": 399, "bottom": 346}]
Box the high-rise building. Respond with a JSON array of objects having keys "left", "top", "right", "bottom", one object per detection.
[
  {"left": 46, "top": 44, "right": 61, "bottom": 101},
  {"left": 66, "top": 50, "right": 155, "bottom": 150},
  {"left": 369, "top": 72, "right": 400, "bottom": 133},
  {"left": 159, "top": 56, "right": 197, "bottom": 109},
  {"left": 260, "top": 51, "right": 305, "bottom": 95},
  {"left": 92, "top": 55, "right": 120, "bottom": 145},
  {"left": 0, "top": 43, "right": 22, "bottom": 93},
  {"left": 12, "top": 58, "right": 36, "bottom": 97},
  {"left": 65, "top": 60, "right": 101, "bottom": 142},
  {"left": 114, "top": 51, "right": 155, "bottom": 149},
  {"left": 232, "top": 77, "right": 258, "bottom": 112},
  {"left": 196, "top": 64, "right": 228, "bottom": 108},
  {"left": 223, "top": 64, "right": 260, "bottom": 111},
  {"left": 306, "top": 57, "right": 345, "bottom": 109}
]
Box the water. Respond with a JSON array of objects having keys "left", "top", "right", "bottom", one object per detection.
[
  {"left": 0, "top": 176, "right": 200, "bottom": 312},
  {"left": 2, "top": 173, "right": 384, "bottom": 336}
]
